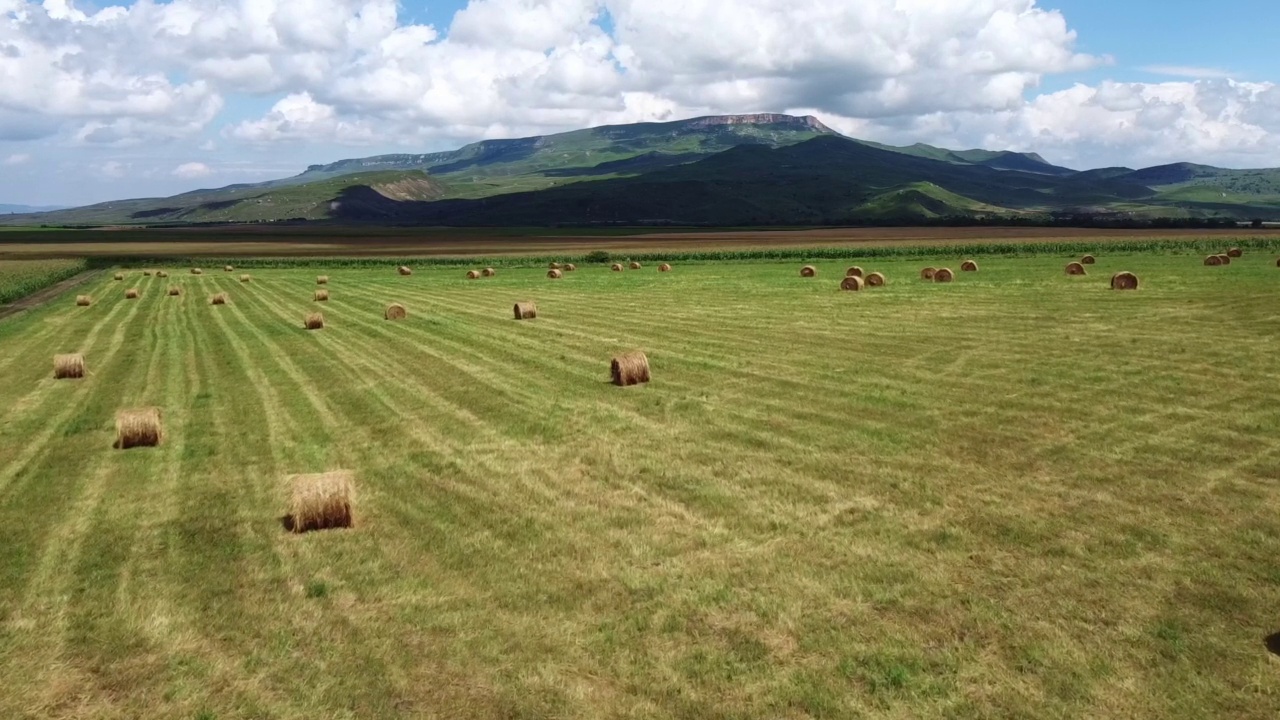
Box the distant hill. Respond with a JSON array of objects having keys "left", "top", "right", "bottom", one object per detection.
[
  {"left": 0, "top": 204, "right": 66, "bottom": 214},
  {"left": 5, "top": 113, "right": 1280, "bottom": 227}
]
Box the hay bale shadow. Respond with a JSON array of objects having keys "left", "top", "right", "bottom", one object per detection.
[
  {"left": 1265, "top": 632, "right": 1280, "bottom": 657},
  {"left": 280, "top": 514, "right": 297, "bottom": 532}
]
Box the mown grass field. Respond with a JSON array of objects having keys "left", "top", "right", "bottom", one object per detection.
[{"left": 1, "top": 253, "right": 1279, "bottom": 718}]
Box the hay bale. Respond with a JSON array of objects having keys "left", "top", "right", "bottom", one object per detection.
[
  {"left": 1228, "top": 247, "right": 1243, "bottom": 258},
  {"left": 224, "top": 265, "right": 234, "bottom": 272},
  {"left": 466, "top": 270, "right": 480, "bottom": 280},
  {"left": 398, "top": 266, "right": 413, "bottom": 276},
  {"left": 549, "top": 262, "right": 562, "bottom": 270},
  {"left": 125, "top": 288, "right": 140, "bottom": 299},
  {"left": 630, "top": 261, "right": 642, "bottom": 270},
  {"left": 548, "top": 269, "right": 563, "bottom": 279},
  {"left": 1205, "top": 255, "right": 1223, "bottom": 266},
  {"left": 113, "top": 273, "right": 124, "bottom": 281},
  {"left": 1081, "top": 255, "right": 1097, "bottom": 265},
  {"left": 75, "top": 295, "right": 91, "bottom": 307},
  {"left": 611, "top": 263, "right": 624, "bottom": 272},
  {"left": 865, "top": 272, "right": 886, "bottom": 287},
  {"left": 156, "top": 271, "right": 169, "bottom": 278},
  {"left": 1065, "top": 262, "right": 1087, "bottom": 276},
  {"left": 143, "top": 270, "right": 153, "bottom": 277},
  {"left": 210, "top": 292, "right": 228, "bottom": 305},
  {"left": 168, "top": 286, "right": 181, "bottom": 297},
  {"left": 286, "top": 471, "right": 354, "bottom": 533},
  {"left": 514, "top": 301, "right": 537, "bottom": 320},
  {"left": 314, "top": 289, "right": 329, "bottom": 302},
  {"left": 921, "top": 267, "right": 936, "bottom": 280},
  {"left": 800, "top": 265, "right": 817, "bottom": 278},
  {"left": 846, "top": 266, "right": 864, "bottom": 278},
  {"left": 564, "top": 264, "right": 577, "bottom": 271},
  {"left": 611, "top": 351, "right": 651, "bottom": 386},
  {"left": 1218, "top": 254, "right": 1232, "bottom": 265},
  {"left": 304, "top": 312, "right": 325, "bottom": 330},
  {"left": 1110, "top": 272, "right": 1139, "bottom": 291},
  {"left": 115, "top": 407, "right": 162, "bottom": 449},
  {"left": 659, "top": 263, "right": 672, "bottom": 272},
  {"left": 191, "top": 268, "right": 203, "bottom": 275},
  {"left": 240, "top": 274, "right": 251, "bottom": 283},
  {"left": 840, "top": 275, "right": 865, "bottom": 292},
  {"left": 934, "top": 268, "right": 955, "bottom": 283},
  {"left": 1276, "top": 257, "right": 1280, "bottom": 268},
  {"left": 316, "top": 275, "right": 329, "bottom": 285},
  {"left": 385, "top": 303, "right": 407, "bottom": 320},
  {"left": 961, "top": 260, "right": 979, "bottom": 272},
  {"left": 53, "top": 353, "right": 85, "bottom": 379},
  {"left": 482, "top": 267, "right": 496, "bottom": 277}
]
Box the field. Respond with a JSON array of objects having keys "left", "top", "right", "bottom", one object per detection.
[
  {"left": 0, "top": 259, "right": 88, "bottom": 305},
  {"left": 1, "top": 252, "right": 1279, "bottom": 718}
]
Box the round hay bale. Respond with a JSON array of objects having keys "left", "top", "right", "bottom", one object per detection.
[
  {"left": 125, "top": 288, "right": 140, "bottom": 299},
  {"left": 846, "top": 266, "right": 864, "bottom": 278},
  {"left": 210, "top": 292, "right": 228, "bottom": 305},
  {"left": 865, "top": 272, "right": 886, "bottom": 287},
  {"left": 840, "top": 275, "right": 865, "bottom": 292},
  {"left": 316, "top": 275, "right": 329, "bottom": 285},
  {"left": 933, "top": 268, "right": 954, "bottom": 283},
  {"left": 113, "top": 273, "right": 124, "bottom": 281},
  {"left": 800, "top": 265, "right": 817, "bottom": 278},
  {"left": 115, "top": 407, "right": 162, "bottom": 449},
  {"left": 398, "top": 266, "right": 413, "bottom": 276},
  {"left": 1218, "top": 254, "right": 1232, "bottom": 265},
  {"left": 286, "top": 471, "right": 354, "bottom": 533},
  {"left": 920, "top": 267, "right": 936, "bottom": 280},
  {"left": 143, "top": 270, "right": 153, "bottom": 277},
  {"left": 1204, "top": 255, "right": 1223, "bottom": 266},
  {"left": 156, "top": 271, "right": 169, "bottom": 278},
  {"left": 611, "top": 263, "right": 624, "bottom": 272},
  {"left": 482, "top": 267, "right": 496, "bottom": 277},
  {"left": 240, "top": 274, "right": 251, "bottom": 283},
  {"left": 550, "top": 262, "right": 562, "bottom": 270},
  {"left": 611, "top": 351, "right": 651, "bottom": 386},
  {"left": 224, "top": 265, "right": 234, "bottom": 272},
  {"left": 659, "top": 263, "right": 672, "bottom": 272},
  {"left": 385, "top": 303, "right": 407, "bottom": 321},
  {"left": 1110, "top": 272, "right": 1139, "bottom": 291},
  {"left": 514, "top": 301, "right": 537, "bottom": 320},
  {"left": 1276, "top": 257, "right": 1280, "bottom": 267},
  {"left": 53, "top": 353, "right": 85, "bottom": 380},
  {"left": 630, "top": 261, "right": 642, "bottom": 270},
  {"left": 314, "top": 289, "right": 329, "bottom": 302},
  {"left": 167, "top": 286, "right": 181, "bottom": 297},
  {"left": 191, "top": 268, "right": 203, "bottom": 275},
  {"left": 1065, "top": 262, "right": 1087, "bottom": 276},
  {"left": 961, "top": 260, "right": 979, "bottom": 272},
  {"left": 1081, "top": 255, "right": 1097, "bottom": 265},
  {"left": 304, "top": 312, "right": 325, "bottom": 330},
  {"left": 547, "top": 269, "right": 563, "bottom": 279},
  {"left": 1227, "top": 247, "right": 1243, "bottom": 258},
  {"left": 466, "top": 270, "right": 480, "bottom": 280},
  {"left": 75, "top": 295, "right": 91, "bottom": 307},
  {"left": 564, "top": 264, "right": 577, "bottom": 272}
]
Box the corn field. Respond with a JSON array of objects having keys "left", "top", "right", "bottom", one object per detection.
[{"left": 0, "top": 259, "right": 88, "bottom": 305}]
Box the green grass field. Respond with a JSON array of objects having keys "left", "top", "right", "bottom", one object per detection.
[
  {"left": 1, "top": 254, "right": 1279, "bottom": 718},
  {"left": 0, "top": 259, "right": 88, "bottom": 305}
]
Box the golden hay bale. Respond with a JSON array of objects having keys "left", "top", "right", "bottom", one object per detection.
[
  {"left": 840, "top": 275, "right": 865, "bottom": 292},
  {"left": 630, "top": 261, "right": 642, "bottom": 270},
  {"left": 1065, "top": 262, "right": 1087, "bottom": 276},
  {"left": 156, "top": 271, "right": 169, "bottom": 278},
  {"left": 611, "top": 351, "right": 651, "bottom": 386},
  {"left": 314, "top": 289, "right": 330, "bottom": 302},
  {"left": 398, "top": 266, "right": 413, "bottom": 276},
  {"left": 115, "top": 407, "right": 162, "bottom": 449},
  {"left": 1204, "top": 255, "right": 1223, "bottom": 266},
  {"left": 240, "top": 274, "right": 251, "bottom": 283},
  {"left": 113, "top": 272, "right": 124, "bottom": 281},
  {"left": 224, "top": 265, "right": 234, "bottom": 272},
  {"left": 125, "top": 288, "right": 139, "bottom": 299},
  {"left": 482, "top": 267, "right": 496, "bottom": 277},
  {"left": 659, "top": 263, "right": 672, "bottom": 272},
  {"left": 385, "top": 303, "right": 407, "bottom": 320},
  {"left": 75, "top": 295, "right": 91, "bottom": 306},
  {"left": 466, "top": 270, "right": 480, "bottom": 280},
  {"left": 548, "top": 269, "right": 563, "bottom": 279},
  {"left": 168, "top": 286, "right": 181, "bottom": 297},
  {"left": 304, "top": 312, "right": 325, "bottom": 330},
  {"left": 933, "top": 268, "right": 955, "bottom": 283},
  {"left": 961, "top": 260, "right": 979, "bottom": 272},
  {"left": 611, "top": 263, "right": 624, "bottom": 272},
  {"left": 286, "top": 471, "right": 354, "bottom": 533},
  {"left": 1276, "top": 257, "right": 1280, "bottom": 268},
  {"left": 210, "top": 292, "right": 228, "bottom": 305},
  {"left": 316, "top": 275, "right": 329, "bottom": 285},
  {"left": 865, "top": 272, "right": 886, "bottom": 287},
  {"left": 921, "top": 267, "right": 936, "bottom": 280},
  {"left": 53, "top": 353, "right": 85, "bottom": 380},
  {"left": 550, "top": 262, "right": 562, "bottom": 270},
  {"left": 514, "top": 301, "right": 537, "bottom": 320},
  {"left": 1228, "top": 247, "right": 1243, "bottom": 258},
  {"left": 846, "top": 266, "right": 864, "bottom": 278},
  {"left": 143, "top": 270, "right": 153, "bottom": 277},
  {"left": 1081, "top": 255, "right": 1097, "bottom": 265},
  {"left": 800, "top": 265, "right": 817, "bottom": 278},
  {"left": 1110, "top": 271, "right": 1139, "bottom": 290},
  {"left": 1217, "top": 254, "right": 1232, "bottom": 265},
  {"left": 191, "top": 268, "right": 203, "bottom": 275},
  {"left": 564, "top": 263, "right": 577, "bottom": 272}
]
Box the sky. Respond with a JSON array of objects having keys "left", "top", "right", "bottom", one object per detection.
[{"left": 2, "top": 0, "right": 1279, "bottom": 207}]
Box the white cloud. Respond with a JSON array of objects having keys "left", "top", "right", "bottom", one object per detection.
[
  {"left": 94, "top": 160, "right": 127, "bottom": 178},
  {"left": 172, "top": 161, "right": 212, "bottom": 178},
  {"left": 3, "top": 153, "right": 31, "bottom": 165}
]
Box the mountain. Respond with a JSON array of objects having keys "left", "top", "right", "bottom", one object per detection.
[
  {"left": 0, "top": 203, "right": 66, "bottom": 214},
  {"left": 5, "top": 113, "right": 1280, "bottom": 227}
]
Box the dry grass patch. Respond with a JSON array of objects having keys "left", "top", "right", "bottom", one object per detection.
[
  {"left": 53, "top": 353, "right": 85, "bottom": 379},
  {"left": 611, "top": 351, "right": 651, "bottom": 386},
  {"left": 514, "top": 301, "right": 537, "bottom": 320},
  {"left": 285, "top": 471, "right": 354, "bottom": 533},
  {"left": 115, "top": 407, "right": 162, "bottom": 449}
]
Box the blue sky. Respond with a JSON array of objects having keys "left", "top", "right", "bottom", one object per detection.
[{"left": 3, "top": 0, "right": 1280, "bottom": 207}]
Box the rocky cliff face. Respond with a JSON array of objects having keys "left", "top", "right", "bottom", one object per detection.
[{"left": 683, "top": 114, "right": 834, "bottom": 133}]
